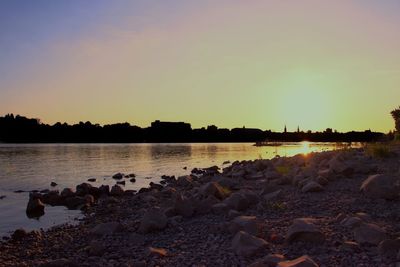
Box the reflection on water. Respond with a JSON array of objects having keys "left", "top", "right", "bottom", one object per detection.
[{"left": 0, "top": 142, "right": 357, "bottom": 236}]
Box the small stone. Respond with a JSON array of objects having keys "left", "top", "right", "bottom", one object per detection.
[
  {"left": 11, "top": 229, "right": 28, "bottom": 241},
  {"left": 277, "top": 255, "right": 319, "bottom": 267},
  {"left": 112, "top": 173, "right": 124, "bottom": 179},
  {"left": 147, "top": 247, "right": 168, "bottom": 257},
  {"left": 340, "top": 241, "right": 360, "bottom": 253},
  {"left": 50, "top": 182, "right": 57, "bottom": 187},
  {"left": 301, "top": 181, "right": 323, "bottom": 193},
  {"left": 87, "top": 178, "right": 96, "bottom": 182}
]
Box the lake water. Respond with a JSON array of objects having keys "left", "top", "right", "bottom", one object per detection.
[{"left": 0, "top": 142, "right": 354, "bottom": 236}]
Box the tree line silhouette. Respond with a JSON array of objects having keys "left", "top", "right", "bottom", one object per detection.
[{"left": 0, "top": 114, "right": 384, "bottom": 143}]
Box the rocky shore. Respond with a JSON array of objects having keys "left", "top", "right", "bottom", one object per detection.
[{"left": 1, "top": 146, "right": 400, "bottom": 267}]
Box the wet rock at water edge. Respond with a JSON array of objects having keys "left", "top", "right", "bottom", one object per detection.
[
  {"left": 50, "top": 182, "right": 57, "bottom": 187},
  {"left": 60, "top": 188, "right": 75, "bottom": 198},
  {"left": 112, "top": 173, "right": 124, "bottom": 179},
  {"left": 87, "top": 178, "right": 96, "bottom": 182},
  {"left": 130, "top": 178, "right": 136, "bottom": 183},
  {"left": 116, "top": 180, "right": 126, "bottom": 186},
  {"left": 26, "top": 195, "right": 45, "bottom": 218},
  {"left": 0, "top": 195, "right": 6, "bottom": 200}
]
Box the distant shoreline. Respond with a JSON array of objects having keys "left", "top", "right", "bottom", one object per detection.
[{"left": 0, "top": 114, "right": 385, "bottom": 143}]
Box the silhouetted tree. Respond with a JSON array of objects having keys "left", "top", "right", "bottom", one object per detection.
[{"left": 391, "top": 106, "right": 400, "bottom": 132}]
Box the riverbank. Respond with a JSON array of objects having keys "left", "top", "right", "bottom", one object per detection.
[{"left": 1, "top": 146, "right": 400, "bottom": 266}]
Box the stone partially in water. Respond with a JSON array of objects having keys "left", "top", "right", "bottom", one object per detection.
[{"left": 26, "top": 197, "right": 45, "bottom": 218}]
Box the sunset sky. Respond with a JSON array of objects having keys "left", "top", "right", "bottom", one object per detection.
[{"left": 1, "top": 0, "right": 400, "bottom": 132}]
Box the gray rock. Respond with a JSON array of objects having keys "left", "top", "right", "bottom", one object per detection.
[
  {"left": 360, "top": 174, "right": 400, "bottom": 200},
  {"left": 286, "top": 218, "right": 325, "bottom": 244},
  {"left": 231, "top": 231, "right": 268, "bottom": 257}
]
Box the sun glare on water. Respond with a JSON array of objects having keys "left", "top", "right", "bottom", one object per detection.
[{"left": 299, "top": 141, "right": 311, "bottom": 155}]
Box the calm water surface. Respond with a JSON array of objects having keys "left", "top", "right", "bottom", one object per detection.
[{"left": 0, "top": 142, "right": 353, "bottom": 236}]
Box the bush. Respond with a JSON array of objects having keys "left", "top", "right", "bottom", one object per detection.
[{"left": 365, "top": 143, "right": 392, "bottom": 158}]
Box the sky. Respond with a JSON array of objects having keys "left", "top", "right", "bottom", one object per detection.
[{"left": 1, "top": 0, "right": 400, "bottom": 132}]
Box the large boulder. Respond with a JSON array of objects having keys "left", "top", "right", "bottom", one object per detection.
[
  {"left": 90, "top": 222, "right": 124, "bottom": 237},
  {"left": 360, "top": 174, "right": 400, "bottom": 200},
  {"left": 286, "top": 218, "right": 325, "bottom": 244},
  {"left": 277, "top": 255, "right": 319, "bottom": 267},
  {"left": 353, "top": 223, "right": 388, "bottom": 245},
  {"left": 231, "top": 231, "right": 269, "bottom": 257},
  {"left": 199, "top": 182, "right": 229, "bottom": 200},
  {"left": 138, "top": 207, "right": 168, "bottom": 234},
  {"left": 229, "top": 216, "right": 259, "bottom": 235}
]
